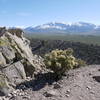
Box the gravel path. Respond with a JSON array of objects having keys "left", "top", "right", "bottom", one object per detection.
[{"left": 0, "top": 65, "right": 100, "bottom": 100}]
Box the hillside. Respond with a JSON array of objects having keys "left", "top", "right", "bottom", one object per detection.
[
  {"left": 0, "top": 27, "right": 100, "bottom": 100},
  {"left": 29, "top": 39, "right": 100, "bottom": 65}
]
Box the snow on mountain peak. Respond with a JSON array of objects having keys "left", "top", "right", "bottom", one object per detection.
[
  {"left": 24, "top": 22, "right": 100, "bottom": 35},
  {"left": 35, "top": 22, "right": 96, "bottom": 29}
]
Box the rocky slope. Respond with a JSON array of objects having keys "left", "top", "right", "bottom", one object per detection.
[
  {"left": 0, "top": 65, "right": 100, "bottom": 100},
  {"left": 0, "top": 27, "right": 45, "bottom": 96}
]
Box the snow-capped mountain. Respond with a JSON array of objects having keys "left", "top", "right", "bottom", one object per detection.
[{"left": 24, "top": 22, "right": 100, "bottom": 35}]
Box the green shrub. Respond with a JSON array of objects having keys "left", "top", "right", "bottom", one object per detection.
[{"left": 44, "top": 48, "right": 86, "bottom": 78}]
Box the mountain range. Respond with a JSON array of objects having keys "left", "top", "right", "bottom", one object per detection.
[{"left": 24, "top": 22, "right": 100, "bottom": 35}]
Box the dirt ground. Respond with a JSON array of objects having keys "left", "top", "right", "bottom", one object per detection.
[{"left": 1, "top": 65, "right": 100, "bottom": 100}]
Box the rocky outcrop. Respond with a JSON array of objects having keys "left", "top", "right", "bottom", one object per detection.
[{"left": 0, "top": 28, "right": 45, "bottom": 95}]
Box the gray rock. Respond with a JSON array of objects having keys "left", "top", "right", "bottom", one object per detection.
[
  {"left": 6, "top": 32, "right": 37, "bottom": 75},
  {"left": 0, "top": 52, "right": 6, "bottom": 68},
  {"left": 0, "top": 46, "right": 15, "bottom": 63},
  {"left": 2, "top": 61, "right": 26, "bottom": 85}
]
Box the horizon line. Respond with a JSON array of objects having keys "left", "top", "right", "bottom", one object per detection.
[{"left": 0, "top": 21, "right": 100, "bottom": 28}]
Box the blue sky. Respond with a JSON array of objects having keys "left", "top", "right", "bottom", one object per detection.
[{"left": 0, "top": 0, "right": 100, "bottom": 27}]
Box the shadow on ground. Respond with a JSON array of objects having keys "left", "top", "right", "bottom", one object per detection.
[{"left": 16, "top": 72, "right": 59, "bottom": 91}]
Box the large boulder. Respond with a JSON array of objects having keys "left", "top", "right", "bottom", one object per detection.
[
  {"left": 2, "top": 61, "right": 26, "bottom": 85},
  {"left": 0, "top": 28, "right": 45, "bottom": 95}
]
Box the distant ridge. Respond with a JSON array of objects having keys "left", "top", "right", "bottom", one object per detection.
[{"left": 24, "top": 22, "right": 100, "bottom": 35}]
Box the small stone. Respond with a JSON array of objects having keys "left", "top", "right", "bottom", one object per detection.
[
  {"left": 26, "top": 77, "right": 31, "bottom": 80},
  {"left": 18, "top": 93, "right": 23, "bottom": 96},
  {"left": 65, "top": 94, "right": 70, "bottom": 97},
  {"left": 53, "top": 83, "right": 61, "bottom": 89},
  {"left": 87, "top": 86, "right": 91, "bottom": 90},
  {"left": 16, "top": 89, "right": 20, "bottom": 93},
  {"left": 13, "top": 91, "right": 17, "bottom": 94},
  {"left": 89, "top": 73, "right": 92, "bottom": 75},
  {"left": 44, "top": 90, "right": 58, "bottom": 97},
  {"left": 24, "top": 92, "right": 27, "bottom": 95},
  {"left": 66, "top": 89, "right": 70, "bottom": 94}
]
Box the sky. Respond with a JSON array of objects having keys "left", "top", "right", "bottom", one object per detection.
[{"left": 0, "top": 0, "right": 100, "bottom": 27}]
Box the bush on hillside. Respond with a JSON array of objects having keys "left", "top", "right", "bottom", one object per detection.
[{"left": 44, "top": 48, "right": 86, "bottom": 78}]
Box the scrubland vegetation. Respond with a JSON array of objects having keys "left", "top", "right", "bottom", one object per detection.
[
  {"left": 29, "top": 38, "right": 100, "bottom": 65},
  {"left": 44, "top": 48, "right": 86, "bottom": 78}
]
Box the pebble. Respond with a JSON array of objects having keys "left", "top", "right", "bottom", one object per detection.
[
  {"left": 66, "top": 89, "right": 70, "bottom": 94},
  {"left": 18, "top": 93, "right": 23, "bottom": 96},
  {"left": 13, "top": 91, "right": 17, "bottom": 94},
  {"left": 86, "top": 86, "right": 91, "bottom": 90},
  {"left": 65, "top": 94, "right": 70, "bottom": 97},
  {"left": 53, "top": 83, "right": 61, "bottom": 89},
  {"left": 44, "top": 90, "right": 59, "bottom": 97},
  {"left": 88, "top": 73, "right": 92, "bottom": 75}
]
